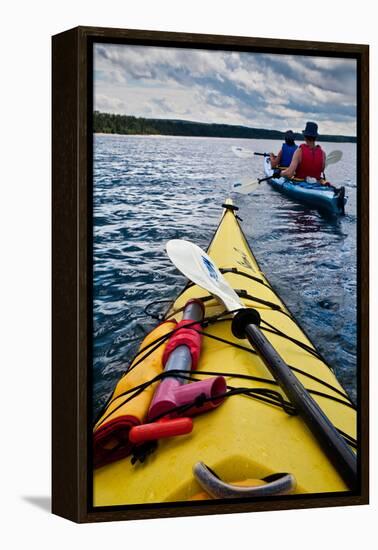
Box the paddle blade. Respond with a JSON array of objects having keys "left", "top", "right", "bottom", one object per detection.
[
  {"left": 231, "top": 176, "right": 260, "bottom": 194},
  {"left": 325, "top": 150, "right": 343, "bottom": 168},
  {"left": 166, "top": 239, "right": 243, "bottom": 312},
  {"left": 231, "top": 146, "right": 254, "bottom": 159}
]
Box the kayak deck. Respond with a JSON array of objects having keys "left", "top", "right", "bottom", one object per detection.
[
  {"left": 93, "top": 201, "right": 356, "bottom": 506},
  {"left": 263, "top": 157, "right": 346, "bottom": 215}
]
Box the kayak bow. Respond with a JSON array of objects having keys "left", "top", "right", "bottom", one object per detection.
[{"left": 93, "top": 200, "right": 356, "bottom": 506}]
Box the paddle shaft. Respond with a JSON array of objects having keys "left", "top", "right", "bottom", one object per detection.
[
  {"left": 166, "top": 237, "right": 356, "bottom": 487},
  {"left": 241, "top": 174, "right": 275, "bottom": 189},
  {"left": 252, "top": 151, "right": 342, "bottom": 165},
  {"left": 258, "top": 175, "right": 276, "bottom": 184},
  {"left": 243, "top": 322, "right": 357, "bottom": 489}
]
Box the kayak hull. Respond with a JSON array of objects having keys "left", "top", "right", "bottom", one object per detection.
[
  {"left": 93, "top": 201, "right": 355, "bottom": 506},
  {"left": 264, "top": 157, "right": 346, "bottom": 215}
]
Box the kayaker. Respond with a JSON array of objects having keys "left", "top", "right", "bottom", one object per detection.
[
  {"left": 273, "top": 122, "right": 325, "bottom": 181},
  {"left": 270, "top": 130, "right": 298, "bottom": 168}
]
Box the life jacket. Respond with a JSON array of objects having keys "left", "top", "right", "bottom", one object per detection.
[
  {"left": 280, "top": 142, "right": 298, "bottom": 167},
  {"left": 295, "top": 143, "right": 324, "bottom": 180}
]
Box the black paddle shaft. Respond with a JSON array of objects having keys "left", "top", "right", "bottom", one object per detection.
[
  {"left": 258, "top": 175, "right": 276, "bottom": 184},
  {"left": 244, "top": 323, "right": 357, "bottom": 489}
]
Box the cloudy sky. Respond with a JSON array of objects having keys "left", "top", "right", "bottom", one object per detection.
[{"left": 94, "top": 44, "right": 357, "bottom": 136}]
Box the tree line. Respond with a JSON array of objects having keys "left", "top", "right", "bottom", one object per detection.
[{"left": 93, "top": 111, "right": 356, "bottom": 143}]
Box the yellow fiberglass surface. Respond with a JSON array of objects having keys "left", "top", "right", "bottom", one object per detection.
[{"left": 93, "top": 199, "right": 356, "bottom": 507}]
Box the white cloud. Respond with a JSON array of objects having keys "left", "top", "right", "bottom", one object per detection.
[{"left": 94, "top": 44, "right": 357, "bottom": 136}]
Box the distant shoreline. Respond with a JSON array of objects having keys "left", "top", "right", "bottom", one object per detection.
[
  {"left": 94, "top": 132, "right": 286, "bottom": 140},
  {"left": 93, "top": 111, "right": 357, "bottom": 143}
]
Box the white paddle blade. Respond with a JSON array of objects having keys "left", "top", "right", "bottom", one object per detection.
[
  {"left": 231, "top": 176, "right": 259, "bottom": 194},
  {"left": 231, "top": 146, "right": 254, "bottom": 159},
  {"left": 166, "top": 239, "right": 243, "bottom": 312},
  {"left": 325, "top": 150, "right": 343, "bottom": 168}
]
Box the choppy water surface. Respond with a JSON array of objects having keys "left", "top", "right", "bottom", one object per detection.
[{"left": 93, "top": 134, "right": 357, "bottom": 418}]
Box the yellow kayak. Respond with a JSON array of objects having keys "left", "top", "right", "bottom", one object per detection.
[{"left": 93, "top": 199, "right": 356, "bottom": 506}]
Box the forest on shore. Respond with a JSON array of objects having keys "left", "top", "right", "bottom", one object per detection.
[{"left": 93, "top": 111, "right": 356, "bottom": 143}]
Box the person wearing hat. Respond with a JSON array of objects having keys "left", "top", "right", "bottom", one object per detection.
[
  {"left": 273, "top": 122, "right": 326, "bottom": 181},
  {"left": 270, "top": 130, "right": 298, "bottom": 168}
]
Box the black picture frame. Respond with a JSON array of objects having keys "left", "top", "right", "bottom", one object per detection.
[{"left": 52, "top": 26, "right": 369, "bottom": 523}]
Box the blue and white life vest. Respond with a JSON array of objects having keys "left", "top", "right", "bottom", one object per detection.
[{"left": 281, "top": 143, "right": 298, "bottom": 167}]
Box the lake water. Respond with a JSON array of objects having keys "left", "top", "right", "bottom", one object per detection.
[{"left": 92, "top": 134, "right": 357, "bottom": 419}]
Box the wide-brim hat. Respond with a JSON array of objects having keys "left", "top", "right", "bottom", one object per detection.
[{"left": 302, "top": 121, "right": 319, "bottom": 138}]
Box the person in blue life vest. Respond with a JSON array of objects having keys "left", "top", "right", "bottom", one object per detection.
[{"left": 270, "top": 130, "right": 298, "bottom": 169}]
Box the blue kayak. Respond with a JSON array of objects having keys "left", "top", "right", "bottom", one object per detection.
[{"left": 264, "top": 157, "right": 346, "bottom": 215}]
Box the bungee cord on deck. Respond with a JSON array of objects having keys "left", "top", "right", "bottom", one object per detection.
[{"left": 94, "top": 300, "right": 357, "bottom": 457}]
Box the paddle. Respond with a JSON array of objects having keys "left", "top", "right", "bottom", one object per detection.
[
  {"left": 232, "top": 146, "right": 269, "bottom": 159},
  {"left": 166, "top": 238, "right": 357, "bottom": 489},
  {"left": 232, "top": 150, "right": 343, "bottom": 194},
  {"left": 324, "top": 150, "right": 343, "bottom": 167},
  {"left": 232, "top": 146, "right": 343, "bottom": 168},
  {"left": 232, "top": 174, "right": 276, "bottom": 194}
]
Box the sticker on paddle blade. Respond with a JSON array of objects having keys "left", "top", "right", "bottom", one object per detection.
[
  {"left": 201, "top": 255, "right": 219, "bottom": 281},
  {"left": 166, "top": 238, "right": 243, "bottom": 312}
]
